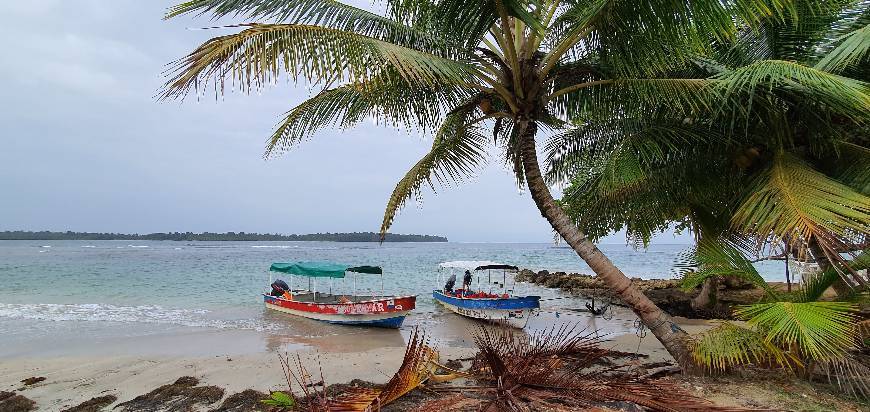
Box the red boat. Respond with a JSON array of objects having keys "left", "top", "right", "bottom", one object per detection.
[{"left": 264, "top": 262, "right": 415, "bottom": 328}]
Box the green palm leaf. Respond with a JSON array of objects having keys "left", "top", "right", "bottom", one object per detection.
[
  {"left": 264, "top": 71, "right": 471, "bottom": 157},
  {"left": 167, "top": 0, "right": 458, "bottom": 53},
  {"left": 380, "top": 103, "right": 490, "bottom": 236},
  {"left": 736, "top": 301, "right": 859, "bottom": 361},
  {"left": 731, "top": 153, "right": 870, "bottom": 272},
  {"left": 712, "top": 60, "right": 870, "bottom": 123},
  {"left": 161, "top": 23, "right": 478, "bottom": 100},
  {"left": 816, "top": 22, "right": 870, "bottom": 73},
  {"left": 690, "top": 322, "right": 799, "bottom": 372},
  {"left": 679, "top": 237, "right": 774, "bottom": 295}
]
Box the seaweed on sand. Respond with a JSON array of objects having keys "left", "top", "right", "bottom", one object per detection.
[
  {"left": 60, "top": 394, "right": 118, "bottom": 412},
  {"left": 0, "top": 391, "right": 37, "bottom": 412},
  {"left": 210, "top": 389, "right": 272, "bottom": 412},
  {"left": 115, "top": 376, "right": 224, "bottom": 412}
]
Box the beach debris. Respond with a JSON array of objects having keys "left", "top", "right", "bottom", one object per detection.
[
  {"left": 328, "top": 329, "right": 440, "bottom": 411},
  {"left": 210, "top": 389, "right": 272, "bottom": 412},
  {"left": 468, "top": 324, "right": 755, "bottom": 412},
  {"left": 273, "top": 328, "right": 450, "bottom": 411},
  {"left": 19, "top": 376, "right": 45, "bottom": 386},
  {"left": 0, "top": 391, "right": 36, "bottom": 412},
  {"left": 60, "top": 394, "right": 117, "bottom": 412},
  {"left": 261, "top": 392, "right": 296, "bottom": 409},
  {"left": 115, "top": 376, "right": 224, "bottom": 412}
]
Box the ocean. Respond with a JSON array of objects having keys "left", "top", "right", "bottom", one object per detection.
[{"left": 0, "top": 240, "right": 786, "bottom": 357}]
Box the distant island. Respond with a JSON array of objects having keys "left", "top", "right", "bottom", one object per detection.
[{"left": 0, "top": 231, "right": 447, "bottom": 242}]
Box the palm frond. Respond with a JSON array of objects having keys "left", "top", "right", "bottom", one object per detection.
[
  {"left": 548, "top": 78, "right": 716, "bottom": 123},
  {"left": 380, "top": 102, "right": 490, "bottom": 237},
  {"left": 731, "top": 153, "right": 870, "bottom": 278},
  {"left": 679, "top": 237, "right": 774, "bottom": 296},
  {"left": 471, "top": 324, "right": 751, "bottom": 411},
  {"left": 712, "top": 60, "right": 870, "bottom": 124},
  {"left": 689, "top": 322, "right": 799, "bottom": 372},
  {"left": 834, "top": 141, "right": 870, "bottom": 195},
  {"left": 167, "top": 0, "right": 471, "bottom": 54},
  {"left": 816, "top": 22, "right": 870, "bottom": 72},
  {"left": 801, "top": 250, "right": 870, "bottom": 302},
  {"left": 546, "top": 0, "right": 739, "bottom": 78},
  {"left": 328, "top": 329, "right": 438, "bottom": 411},
  {"left": 161, "top": 24, "right": 477, "bottom": 100},
  {"left": 264, "top": 71, "right": 470, "bottom": 157},
  {"left": 736, "top": 301, "right": 859, "bottom": 361}
]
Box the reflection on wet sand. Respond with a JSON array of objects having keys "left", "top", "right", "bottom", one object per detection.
[{"left": 262, "top": 309, "right": 406, "bottom": 352}]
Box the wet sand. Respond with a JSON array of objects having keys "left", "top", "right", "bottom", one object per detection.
[{"left": 0, "top": 306, "right": 716, "bottom": 410}]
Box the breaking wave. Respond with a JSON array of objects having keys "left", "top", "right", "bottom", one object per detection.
[{"left": 0, "top": 303, "right": 282, "bottom": 332}]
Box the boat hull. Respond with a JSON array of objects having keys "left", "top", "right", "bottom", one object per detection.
[
  {"left": 263, "top": 294, "right": 415, "bottom": 328},
  {"left": 432, "top": 290, "right": 539, "bottom": 328}
]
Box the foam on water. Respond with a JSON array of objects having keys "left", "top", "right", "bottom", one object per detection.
[{"left": 0, "top": 303, "right": 282, "bottom": 332}]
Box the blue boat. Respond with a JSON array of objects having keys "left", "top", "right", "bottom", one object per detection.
[{"left": 433, "top": 261, "right": 540, "bottom": 328}]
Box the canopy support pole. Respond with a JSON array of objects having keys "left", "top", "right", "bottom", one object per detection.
[
  {"left": 353, "top": 272, "right": 357, "bottom": 296},
  {"left": 313, "top": 278, "right": 317, "bottom": 302},
  {"left": 381, "top": 274, "right": 384, "bottom": 298}
]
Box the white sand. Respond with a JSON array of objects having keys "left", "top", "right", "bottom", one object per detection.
[
  {"left": 0, "top": 309, "right": 714, "bottom": 410},
  {"left": 1, "top": 345, "right": 477, "bottom": 410}
]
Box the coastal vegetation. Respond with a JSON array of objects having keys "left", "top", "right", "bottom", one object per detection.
[
  {"left": 0, "top": 231, "right": 447, "bottom": 242},
  {"left": 552, "top": 0, "right": 870, "bottom": 393},
  {"left": 162, "top": 0, "right": 867, "bottom": 377}
]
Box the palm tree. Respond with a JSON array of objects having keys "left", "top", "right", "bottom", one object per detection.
[
  {"left": 553, "top": 0, "right": 870, "bottom": 300},
  {"left": 549, "top": 1, "right": 869, "bottom": 385},
  {"left": 161, "top": 0, "right": 843, "bottom": 367}
]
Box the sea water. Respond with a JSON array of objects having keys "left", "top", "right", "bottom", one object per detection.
[{"left": 0, "top": 240, "right": 786, "bottom": 356}]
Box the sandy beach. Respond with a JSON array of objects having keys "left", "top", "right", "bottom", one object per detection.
[{"left": 0, "top": 302, "right": 673, "bottom": 410}]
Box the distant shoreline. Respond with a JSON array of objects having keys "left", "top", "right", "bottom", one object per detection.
[{"left": 0, "top": 231, "right": 448, "bottom": 242}]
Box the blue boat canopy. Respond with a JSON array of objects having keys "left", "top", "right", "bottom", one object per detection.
[{"left": 270, "top": 261, "right": 383, "bottom": 278}]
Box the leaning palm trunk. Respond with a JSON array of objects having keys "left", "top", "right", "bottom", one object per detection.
[{"left": 518, "top": 122, "right": 693, "bottom": 367}]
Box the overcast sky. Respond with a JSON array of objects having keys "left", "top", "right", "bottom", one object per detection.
[{"left": 0, "top": 0, "right": 692, "bottom": 243}]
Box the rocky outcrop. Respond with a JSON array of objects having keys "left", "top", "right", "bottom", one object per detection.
[{"left": 516, "top": 269, "right": 762, "bottom": 319}]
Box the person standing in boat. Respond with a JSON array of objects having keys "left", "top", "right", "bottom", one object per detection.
[{"left": 462, "top": 270, "right": 473, "bottom": 293}]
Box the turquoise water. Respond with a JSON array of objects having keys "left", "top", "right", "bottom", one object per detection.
[{"left": 0, "top": 240, "right": 786, "bottom": 355}]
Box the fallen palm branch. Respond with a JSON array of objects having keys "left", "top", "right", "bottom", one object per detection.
[
  {"left": 276, "top": 324, "right": 764, "bottom": 411},
  {"left": 469, "top": 324, "right": 757, "bottom": 412},
  {"left": 328, "top": 328, "right": 444, "bottom": 411}
]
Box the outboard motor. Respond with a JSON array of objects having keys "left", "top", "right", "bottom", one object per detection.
[
  {"left": 271, "top": 279, "right": 289, "bottom": 297},
  {"left": 444, "top": 273, "right": 456, "bottom": 293}
]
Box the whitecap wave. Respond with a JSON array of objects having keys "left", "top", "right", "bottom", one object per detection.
[
  {"left": 127, "top": 245, "right": 149, "bottom": 248},
  {"left": 250, "top": 245, "right": 296, "bottom": 249},
  {"left": 81, "top": 245, "right": 96, "bottom": 248},
  {"left": 40, "top": 245, "right": 52, "bottom": 248},
  {"left": 0, "top": 303, "right": 281, "bottom": 332}
]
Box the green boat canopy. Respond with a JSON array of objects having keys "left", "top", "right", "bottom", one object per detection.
[{"left": 269, "top": 261, "right": 383, "bottom": 278}]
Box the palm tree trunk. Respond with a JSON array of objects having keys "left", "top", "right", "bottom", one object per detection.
[
  {"left": 691, "top": 277, "right": 718, "bottom": 313},
  {"left": 808, "top": 240, "right": 854, "bottom": 297},
  {"left": 517, "top": 121, "right": 694, "bottom": 369}
]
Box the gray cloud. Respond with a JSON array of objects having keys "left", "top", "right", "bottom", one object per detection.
[{"left": 0, "top": 0, "right": 691, "bottom": 244}]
